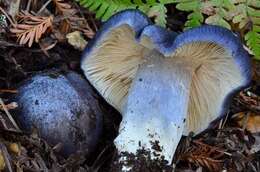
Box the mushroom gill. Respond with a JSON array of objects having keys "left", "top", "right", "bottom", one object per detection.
[
  {"left": 81, "top": 24, "right": 150, "bottom": 112},
  {"left": 171, "top": 42, "right": 244, "bottom": 134}
]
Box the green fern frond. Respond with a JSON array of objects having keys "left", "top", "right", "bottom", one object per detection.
[
  {"left": 245, "top": 26, "right": 260, "bottom": 59},
  {"left": 205, "top": 14, "right": 231, "bottom": 29},
  {"left": 75, "top": 0, "right": 176, "bottom": 26},
  {"left": 245, "top": 30, "right": 260, "bottom": 59},
  {"left": 175, "top": 0, "right": 260, "bottom": 59},
  {"left": 203, "top": 0, "right": 231, "bottom": 29},
  {"left": 242, "top": 2, "right": 260, "bottom": 59},
  {"left": 185, "top": 11, "right": 203, "bottom": 29},
  {"left": 176, "top": 0, "right": 203, "bottom": 29},
  {"left": 76, "top": 0, "right": 260, "bottom": 59},
  {"left": 148, "top": 4, "right": 167, "bottom": 27}
]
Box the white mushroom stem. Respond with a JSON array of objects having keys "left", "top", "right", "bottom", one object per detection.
[{"left": 114, "top": 50, "right": 193, "bottom": 165}]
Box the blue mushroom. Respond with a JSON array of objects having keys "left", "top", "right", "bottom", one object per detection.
[
  {"left": 81, "top": 9, "right": 251, "bottom": 165},
  {"left": 15, "top": 71, "right": 103, "bottom": 157}
]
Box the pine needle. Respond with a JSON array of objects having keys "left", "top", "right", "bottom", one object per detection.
[{"left": 0, "top": 98, "right": 21, "bottom": 132}]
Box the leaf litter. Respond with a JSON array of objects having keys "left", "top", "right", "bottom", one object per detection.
[{"left": 0, "top": 0, "right": 259, "bottom": 171}]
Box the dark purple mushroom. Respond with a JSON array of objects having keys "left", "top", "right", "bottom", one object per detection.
[{"left": 14, "top": 70, "right": 103, "bottom": 157}]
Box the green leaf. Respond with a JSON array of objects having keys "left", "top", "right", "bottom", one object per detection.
[
  {"left": 223, "top": 0, "right": 236, "bottom": 10},
  {"left": 253, "top": 25, "right": 260, "bottom": 32},
  {"left": 102, "top": 5, "right": 119, "bottom": 21},
  {"left": 252, "top": 17, "right": 260, "bottom": 25},
  {"left": 176, "top": 1, "right": 200, "bottom": 11},
  {"left": 248, "top": 0, "right": 260, "bottom": 8},
  {"left": 184, "top": 11, "right": 203, "bottom": 29},
  {"left": 96, "top": 2, "right": 109, "bottom": 19},
  {"left": 238, "top": 17, "right": 250, "bottom": 29},
  {"left": 75, "top": 0, "right": 176, "bottom": 24},
  {"left": 205, "top": 14, "right": 231, "bottom": 29},
  {"left": 245, "top": 30, "right": 260, "bottom": 59},
  {"left": 209, "top": 0, "right": 222, "bottom": 7},
  {"left": 76, "top": 0, "right": 260, "bottom": 60},
  {"left": 248, "top": 6, "right": 260, "bottom": 17},
  {"left": 133, "top": 0, "right": 144, "bottom": 5},
  {"left": 187, "top": 11, "right": 204, "bottom": 22},
  {"left": 89, "top": 1, "right": 101, "bottom": 11},
  {"left": 232, "top": 14, "right": 245, "bottom": 23},
  {"left": 138, "top": 5, "right": 151, "bottom": 13},
  {"left": 148, "top": 4, "right": 167, "bottom": 27}
]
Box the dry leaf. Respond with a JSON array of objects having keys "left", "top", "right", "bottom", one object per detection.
[
  {"left": 233, "top": 112, "right": 260, "bottom": 133},
  {"left": 66, "top": 31, "right": 87, "bottom": 50},
  {"left": 0, "top": 151, "right": 5, "bottom": 171},
  {"left": 52, "top": 0, "right": 76, "bottom": 15},
  {"left": 52, "top": 0, "right": 95, "bottom": 37},
  {"left": 177, "top": 140, "right": 225, "bottom": 172},
  {"left": 10, "top": 13, "right": 53, "bottom": 47},
  {"left": 8, "top": 143, "right": 20, "bottom": 155},
  {"left": 63, "top": 17, "right": 95, "bottom": 38}
]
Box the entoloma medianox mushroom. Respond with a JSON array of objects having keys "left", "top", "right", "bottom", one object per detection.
[
  {"left": 14, "top": 70, "right": 103, "bottom": 157},
  {"left": 81, "top": 9, "right": 251, "bottom": 164}
]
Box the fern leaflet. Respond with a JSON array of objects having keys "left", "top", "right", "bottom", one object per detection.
[{"left": 75, "top": 0, "right": 177, "bottom": 26}]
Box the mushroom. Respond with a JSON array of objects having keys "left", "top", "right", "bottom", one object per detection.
[
  {"left": 81, "top": 9, "right": 251, "bottom": 165},
  {"left": 14, "top": 70, "right": 103, "bottom": 157}
]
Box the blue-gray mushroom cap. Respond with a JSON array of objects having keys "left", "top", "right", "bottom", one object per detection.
[
  {"left": 80, "top": 9, "right": 252, "bottom": 163},
  {"left": 15, "top": 71, "right": 103, "bottom": 156}
]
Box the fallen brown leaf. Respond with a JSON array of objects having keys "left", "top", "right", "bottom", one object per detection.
[{"left": 233, "top": 112, "right": 260, "bottom": 133}]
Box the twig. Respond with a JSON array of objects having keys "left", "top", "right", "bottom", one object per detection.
[
  {"left": 36, "top": 0, "right": 52, "bottom": 15},
  {"left": 218, "top": 119, "right": 223, "bottom": 130},
  {"left": 0, "top": 102, "right": 18, "bottom": 111},
  {"left": 0, "top": 98, "right": 21, "bottom": 132},
  {"left": 242, "top": 112, "right": 249, "bottom": 131},
  {"left": 89, "top": 14, "right": 98, "bottom": 32},
  {"left": 0, "top": 89, "right": 18, "bottom": 94},
  {"left": 0, "top": 143, "right": 13, "bottom": 172},
  {"left": 74, "top": 2, "right": 85, "bottom": 18},
  {"left": 26, "top": 0, "right": 32, "bottom": 12},
  {"left": 0, "top": 6, "right": 15, "bottom": 26},
  {"left": 73, "top": 2, "right": 95, "bottom": 33},
  {"left": 91, "top": 144, "right": 113, "bottom": 172},
  {"left": 0, "top": 40, "right": 21, "bottom": 47},
  {"left": 222, "top": 111, "right": 229, "bottom": 128},
  {"left": 0, "top": 114, "right": 9, "bottom": 130},
  {"left": 8, "top": 0, "right": 21, "bottom": 20},
  {"left": 38, "top": 40, "right": 57, "bottom": 57},
  {"left": 216, "top": 112, "right": 230, "bottom": 138},
  {"left": 193, "top": 140, "right": 232, "bottom": 156},
  {"left": 34, "top": 153, "right": 48, "bottom": 172}
]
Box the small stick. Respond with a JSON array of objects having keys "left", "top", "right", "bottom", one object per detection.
[
  {"left": 222, "top": 111, "right": 229, "bottom": 128},
  {"left": 0, "top": 98, "right": 21, "bottom": 132},
  {"left": 36, "top": 0, "right": 52, "bottom": 15},
  {"left": 0, "top": 102, "right": 18, "bottom": 111},
  {"left": 26, "top": 0, "right": 32, "bottom": 12},
  {"left": 242, "top": 112, "right": 249, "bottom": 131},
  {"left": 216, "top": 112, "right": 229, "bottom": 138},
  {"left": 193, "top": 140, "right": 232, "bottom": 156},
  {"left": 0, "top": 6, "right": 15, "bottom": 26},
  {"left": 0, "top": 143, "right": 14, "bottom": 172},
  {"left": 0, "top": 41, "right": 21, "bottom": 47},
  {"left": 0, "top": 89, "right": 18, "bottom": 94}
]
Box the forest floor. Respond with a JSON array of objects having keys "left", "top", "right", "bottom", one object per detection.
[{"left": 0, "top": 1, "right": 259, "bottom": 172}]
